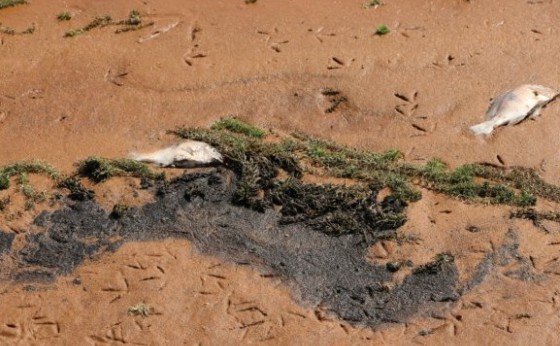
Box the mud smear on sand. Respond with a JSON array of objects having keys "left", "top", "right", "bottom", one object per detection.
[{"left": 1, "top": 164, "right": 534, "bottom": 327}]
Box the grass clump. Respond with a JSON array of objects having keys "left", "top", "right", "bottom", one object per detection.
[
  {"left": 57, "top": 11, "right": 72, "bottom": 21},
  {"left": 0, "top": 175, "right": 8, "bottom": 190},
  {"left": 58, "top": 178, "right": 95, "bottom": 201},
  {"left": 211, "top": 117, "right": 267, "bottom": 138},
  {"left": 0, "top": 0, "right": 26, "bottom": 9},
  {"left": 375, "top": 24, "right": 390, "bottom": 36},
  {"left": 64, "top": 10, "right": 153, "bottom": 37},
  {"left": 0, "top": 161, "right": 61, "bottom": 208},
  {"left": 20, "top": 24, "right": 34, "bottom": 34},
  {"left": 19, "top": 172, "right": 47, "bottom": 201},
  {"left": 64, "top": 15, "right": 112, "bottom": 38},
  {"left": 78, "top": 156, "right": 164, "bottom": 183},
  {"left": 114, "top": 10, "right": 154, "bottom": 34},
  {"left": 0, "top": 22, "right": 34, "bottom": 35},
  {"left": 0, "top": 161, "right": 61, "bottom": 191}
]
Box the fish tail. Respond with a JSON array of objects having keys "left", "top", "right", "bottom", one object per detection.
[{"left": 470, "top": 121, "right": 494, "bottom": 135}]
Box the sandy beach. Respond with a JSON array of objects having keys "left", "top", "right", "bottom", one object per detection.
[{"left": 2, "top": 0, "right": 560, "bottom": 344}]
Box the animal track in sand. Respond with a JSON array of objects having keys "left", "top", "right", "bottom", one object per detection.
[
  {"left": 327, "top": 56, "right": 355, "bottom": 70},
  {"left": 317, "top": 87, "right": 349, "bottom": 114},
  {"left": 183, "top": 23, "right": 208, "bottom": 67},
  {"left": 257, "top": 28, "right": 289, "bottom": 53},
  {"left": 308, "top": 26, "right": 336, "bottom": 44},
  {"left": 393, "top": 90, "right": 433, "bottom": 134}
]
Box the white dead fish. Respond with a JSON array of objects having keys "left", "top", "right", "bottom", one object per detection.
[
  {"left": 130, "top": 140, "right": 223, "bottom": 167},
  {"left": 470, "top": 84, "right": 558, "bottom": 135}
]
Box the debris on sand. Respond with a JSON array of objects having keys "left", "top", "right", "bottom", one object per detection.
[
  {"left": 470, "top": 84, "right": 558, "bottom": 135},
  {"left": 130, "top": 140, "right": 223, "bottom": 168}
]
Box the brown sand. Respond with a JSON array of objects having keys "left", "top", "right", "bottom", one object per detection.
[{"left": 2, "top": 0, "right": 560, "bottom": 344}]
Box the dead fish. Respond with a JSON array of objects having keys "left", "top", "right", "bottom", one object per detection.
[
  {"left": 470, "top": 84, "right": 558, "bottom": 135},
  {"left": 130, "top": 140, "right": 223, "bottom": 168}
]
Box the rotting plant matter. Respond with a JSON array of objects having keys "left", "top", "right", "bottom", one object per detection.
[{"left": 172, "top": 117, "right": 547, "bottom": 209}]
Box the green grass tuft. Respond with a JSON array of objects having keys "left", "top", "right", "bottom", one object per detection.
[
  {"left": 57, "top": 11, "right": 72, "bottom": 21},
  {"left": 114, "top": 9, "right": 154, "bottom": 34},
  {"left": 375, "top": 24, "right": 390, "bottom": 36},
  {"left": 0, "top": 161, "right": 61, "bottom": 191},
  {"left": 78, "top": 156, "right": 164, "bottom": 183},
  {"left": 211, "top": 117, "right": 267, "bottom": 138},
  {"left": 1, "top": 161, "right": 61, "bottom": 181},
  {"left": 0, "top": 174, "right": 9, "bottom": 190}
]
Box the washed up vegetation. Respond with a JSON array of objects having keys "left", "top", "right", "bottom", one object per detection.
[
  {"left": 0, "top": 161, "right": 61, "bottom": 190},
  {"left": 2, "top": 118, "right": 560, "bottom": 229},
  {"left": 77, "top": 156, "right": 164, "bottom": 182},
  {"left": 172, "top": 117, "right": 546, "bottom": 209},
  {"left": 211, "top": 117, "right": 267, "bottom": 138},
  {"left": 0, "top": 0, "right": 26, "bottom": 10},
  {"left": 0, "top": 22, "right": 35, "bottom": 35},
  {"left": 0, "top": 161, "right": 60, "bottom": 210},
  {"left": 0, "top": 157, "right": 161, "bottom": 210},
  {"left": 64, "top": 10, "right": 154, "bottom": 38}
]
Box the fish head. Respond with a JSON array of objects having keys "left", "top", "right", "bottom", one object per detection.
[{"left": 527, "top": 85, "right": 559, "bottom": 102}]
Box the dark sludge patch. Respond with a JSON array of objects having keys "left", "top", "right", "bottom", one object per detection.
[
  {"left": 0, "top": 230, "right": 15, "bottom": 255},
  {"left": 15, "top": 270, "right": 56, "bottom": 283},
  {"left": 461, "top": 228, "right": 539, "bottom": 294},
  {"left": 14, "top": 167, "right": 459, "bottom": 327}
]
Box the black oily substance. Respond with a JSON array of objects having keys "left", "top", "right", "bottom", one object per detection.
[{"left": 4, "top": 167, "right": 463, "bottom": 326}]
